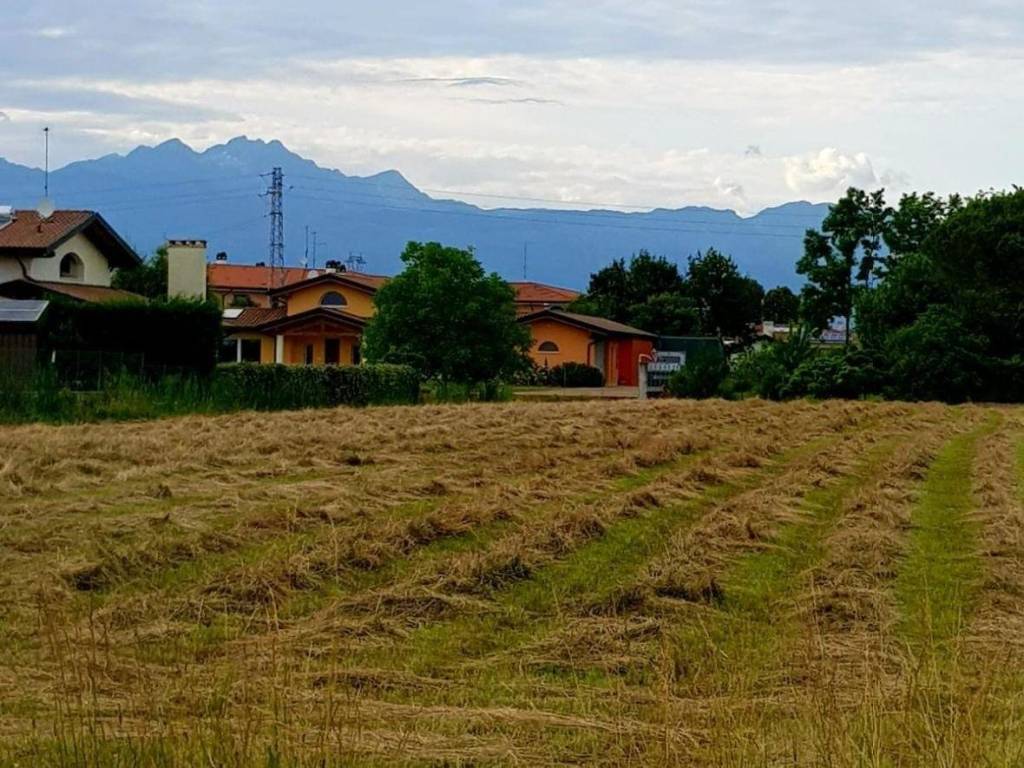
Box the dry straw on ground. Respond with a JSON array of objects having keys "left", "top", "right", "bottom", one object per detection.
[{"left": 2, "top": 399, "right": 1024, "bottom": 766}]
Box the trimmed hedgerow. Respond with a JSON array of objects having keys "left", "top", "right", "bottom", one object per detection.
[
  {"left": 213, "top": 363, "right": 420, "bottom": 409},
  {"left": 40, "top": 297, "right": 223, "bottom": 376}
]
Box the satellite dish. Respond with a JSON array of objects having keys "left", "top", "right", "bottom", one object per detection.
[{"left": 36, "top": 197, "right": 55, "bottom": 220}]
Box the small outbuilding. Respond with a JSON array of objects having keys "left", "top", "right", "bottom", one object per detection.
[{"left": 518, "top": 308, "right": 655, "bottom": 387}]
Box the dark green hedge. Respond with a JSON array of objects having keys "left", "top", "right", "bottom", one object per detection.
[
  {"left": 214, "top": 363, "right": 420, "bottom": 409},
  {"left": 40, "top": 298, "right": 222, "bottom": 376},
  {"left": 548, "top": 362, "right": 605, "bottom": 387}
]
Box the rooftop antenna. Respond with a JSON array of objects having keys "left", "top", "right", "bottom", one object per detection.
[
  {"left": 345, "top": 251, "right": 366, "bottom": 272},
  {"left": 522, "top": 241, "right": 528, "bottom": 280},
  {"left": 302, "top": 225, "right": 309, "bottom": 268},
  {"left": 37, "top": 127, "right": 55, "bottom": 220}
]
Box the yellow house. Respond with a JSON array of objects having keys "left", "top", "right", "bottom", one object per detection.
[{"left": 223, "top": 272, "right": 380, "bottom": 364}]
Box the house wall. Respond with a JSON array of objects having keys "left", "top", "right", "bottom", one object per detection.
[
  {"left": 27, "top": 233, "right": 113, "bottom": 286},
  {"left": 525, "top": 319, "right": 595, "bottom": 370},
  {"left": 283, "top": 283, "right": 376, "bottom": 317},
  {"left": 283, "top": 334, "right": 359, "bottom": 365}
]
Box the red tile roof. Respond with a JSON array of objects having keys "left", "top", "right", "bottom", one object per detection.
[
  {"left": 223, "top": 307, "right": 286, "bottom": 328},
  {"left": 0, "top": 210, "right": 93, "bottom": 250},
  {"left": 0, "top": 278, "right": 143, "bottom": 304},
  {"left": 508, "top": 281, "right": 580, "bottom": 304},
  {"left": 519, "top": 308, "right": 655, "bottom": 338},
  {"left": 209, "top": 263, "right": 576, "bottom": 306},
  {"left": 207, "top": 263, "right": 387, "bottom": 292}
]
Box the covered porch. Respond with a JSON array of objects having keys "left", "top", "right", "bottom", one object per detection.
[{"left": 233, "top": 307, "right": 367, "bottom": 365}]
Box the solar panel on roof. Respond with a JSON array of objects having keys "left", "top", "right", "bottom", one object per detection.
[{"left": 0, "top": 299, "right": 49, "bottom": 323}]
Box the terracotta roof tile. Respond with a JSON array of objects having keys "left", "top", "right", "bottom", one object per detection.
[
  {"left": 508, "top": 281, "right": 580, "bottom": 304},
  {"left": 223, "top": 307, "right": 286, "bottom": 328},
  {"left": 519, "top": 308, "right": 655, "bottom": 338},
  {"left": 207, "top": 264, "right": 574, "bottom": 305},
  {"left": 27, "top": 281, "right": 143, "bottom": 303},
  {"left": 208, "top": 263, "right": 387, "bottom": 292},
  {"left": 0, "top": 210, "right": 93, "bottom": 251}
]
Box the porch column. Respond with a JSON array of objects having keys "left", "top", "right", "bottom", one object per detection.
[
  {"left": 275, "top": 334, "right": 284, "bottom": 363},
  {"left": 235, "top": 338, "right": 242, "bottom": 363}
]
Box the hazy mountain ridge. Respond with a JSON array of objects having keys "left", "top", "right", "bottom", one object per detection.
[{"left": 0, "top": 137, "right": 828, "bottom": 289}]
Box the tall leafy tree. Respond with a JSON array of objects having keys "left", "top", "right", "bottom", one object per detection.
[
  {"left": 762, "top": 286, "right": 799, "bottom": 324},
  {"left": 363, "top": 241, "right": 531, "bottom": 382},
  {"left": 797, "top": 187, "right": 890, "bottom": 342},
  {"left": 686, "top": 248, "right": 764, "bottom": 338},
  {"left": 571, "top": 250, "right": 684, "bottom": 325}
]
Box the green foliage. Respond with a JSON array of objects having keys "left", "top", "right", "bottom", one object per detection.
[
  {"left": 884, "top": 308, "right": 988, "bottom": 403},
  {"left": 214, "top": 363, "right": 421, "bottom": 409},
  {"left": 0, "top": 363, "right": 421, "bottom": 424},
  {"left": 111, "top": 246, "right": 169, "bottom": 299},
  {"left": 363, "top": 241, "right": 531, "bottom": 383},
  {"left": 571, "top": 248, "right": 762, "bottom": 338},
  {"left": 685, "top": 248, "right": 763, "bottom": 337},
  {"left": 762, "top": 286, "right": 799, "bottom": 324},
  {"left": 40, "top": 297, "right": 223, "bottom": 376},
  {"left": 726, "top": 328, "right": 814, "bottom": 400},
  {"left": 781, "top": 349, "right": 886, "bottom": 400},
  {"left": 665, "top": 349, "right": 729, "bottom": 399},
  {"left": 548, "top": 362, "right": 605, "bottom": 388},
  {"left": 627, "top": 292, "right": 700, "bottom": 336}
]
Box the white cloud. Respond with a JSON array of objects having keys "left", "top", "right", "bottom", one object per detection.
[
  {"left": 783, "top": 148, "right": 880, "bottom": 196},
  {"left": 36, "top": 26, "right": 74, "bottom": 39}
]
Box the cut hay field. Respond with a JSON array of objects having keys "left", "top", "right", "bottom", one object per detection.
[{"left": 3, "top": 399, "right": 1024, "bottom": 766}]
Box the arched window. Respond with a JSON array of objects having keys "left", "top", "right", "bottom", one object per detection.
[
  {"left": 59, "top": 252, "right": 84, "bottom": 281},
  {"left": 537, "top": 340, "right": 560, "bottom": 353},
  {"left": 320, "top": 290, "right": 347, "bottom": 307}
]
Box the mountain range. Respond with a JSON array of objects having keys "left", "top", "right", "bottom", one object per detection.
[{"left": 0, "top": 136, "right": 829, "bottom": 290}]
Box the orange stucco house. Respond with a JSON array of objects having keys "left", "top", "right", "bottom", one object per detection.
[
  {"left": 518, "top": 308, "right": 655, "bottom": 387},
  {"left": 208, "top": 259, "right": 589, "bottom": 366},
  {"left": 197, "top": 251, "right": 651, "bottom": 385}
]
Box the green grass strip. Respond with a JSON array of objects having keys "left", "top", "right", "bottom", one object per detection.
[{"left": 896, "top": 416, "right": 999, "bottom": 651}]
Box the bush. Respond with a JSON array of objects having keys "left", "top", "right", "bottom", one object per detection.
[
  {"left": 781, "top": 350, "right": 886, "bottom": 400},
  {"left": 40, "top": 297, "right": 223, "bottom": 376},
  {"left": 212, "top": 363, "right": 421, "bottom": 410},
  {"left": 548, "top": 362, "right": 604, "bottom": 388},
  {"left": 665, "top": 350, "right": 729, "bottom": 399},
  {"left": 0, "top": 364, "right": 421, "bottom": 424}
]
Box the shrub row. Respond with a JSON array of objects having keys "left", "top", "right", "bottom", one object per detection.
[
  {"left": 213, "top": 363, "right": 421, "bottom": 409},
  {"left": 512, "top": 361, "right": 605, "bottom": 388},
  {"left": 0, "top": 363, "right": 421, "bottom": 424}
]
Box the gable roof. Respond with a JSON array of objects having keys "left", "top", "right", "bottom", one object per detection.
[
  {"left": 508, "top": 281, "right": 580, "bottom": 304},
  {"left": 207, "top": 263, "right": 387, "bottom": 293},
  {"left": 518, "top": 308, "right": 655, "bottom": 338},
  {"left": 0, "top": 210, "right": 140, "bottom": 268},
  {"left": 0, "top": 278, "right": 144, "bottom": 304},
  {"left": 207, "top": 262, "right": 575, "bottom": 305},
  {"left": 222, "top": 306, "right": 287, "bottom": 329},
  {"left": 268, "top": 270, "right": 385, "bottom": 298},
  {"left": 253, "top": 306, "right": 369, "bottom": 334}
]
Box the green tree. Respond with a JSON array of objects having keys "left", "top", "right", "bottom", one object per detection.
[
  {"left": 762, "top": 286, "right": 799, "bottom": 324},
  {"left": 571, "top": 250, "right": 684, "bottom": 325},
  {"left": 628, "top": 292, "right": 700, "bottom": 336},
  {"left": 362, "top": 241, "right": 531, "bottom": 383},
  {"left": 686, "top": 248, "right": 764, "bottom": 337},
  {"left": 797, "top": 188, "right": 890, "bottom": 342},
  {"left": 924, "top": 188, "right": 1024, "bottom": 359},
  {"left": 111, "top": 246, "right": 168, "bottom": 299}
]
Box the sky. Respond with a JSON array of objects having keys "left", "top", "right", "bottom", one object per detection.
[{"left": 2, "top": 1, "right": 1023, "bottom": 214}]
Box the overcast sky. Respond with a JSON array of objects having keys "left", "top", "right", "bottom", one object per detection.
[{"left": 2, "top": 1, "right": 1023, "bottom": 213}]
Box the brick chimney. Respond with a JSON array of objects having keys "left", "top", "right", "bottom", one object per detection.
[{"left": 166, "top": 239, "right": 208, "bottom": 300}]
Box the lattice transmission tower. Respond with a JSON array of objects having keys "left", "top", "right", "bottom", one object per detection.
[{"left": 263, "top": 167, "right": 285, "bottom": 287}]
